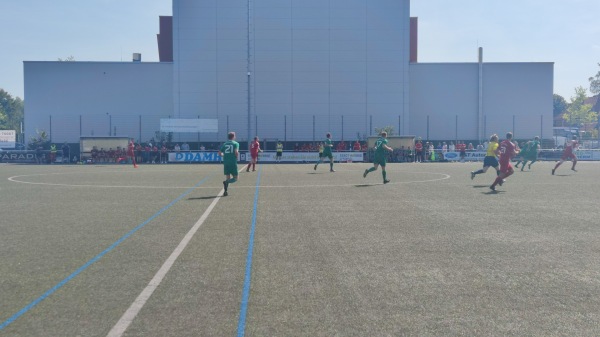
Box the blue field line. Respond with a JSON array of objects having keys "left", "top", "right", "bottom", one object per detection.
[
  {"left": 236, "top": 167, "right": 262, "bottom": 337},
  {"left": 0, "top": 176, "right": 212, "bottom": 332}
]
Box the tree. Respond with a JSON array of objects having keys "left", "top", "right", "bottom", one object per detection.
[
  {"left": 28, "top": 129, "right": 50, "bottom": 150},
  {"left": 589, "top": 63, "right": 600, "bottom": 95},
  {"left": 374, "top": 125, "right": 395, "bottom": 136},
  {"left": 562, "top": 86, "right": 598, "bottom": 127},
  {"left": 0, "top": 89, "right": 24, "bottom": 135},
  {"left": 553, "top": 94, "right": 568, "bottom": 117},
  {"left": 57, "top": 56, "right": 76, "bottom": 62}
]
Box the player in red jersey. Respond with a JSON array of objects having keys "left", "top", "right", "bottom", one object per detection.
[
  {"left": 490, "top": 132, "right": 519, "bottom": 191},
  {"left": 247, "top": 136, "right": 262, "bottom": 172},
  {"left": 128, "top": 139, "right": 138, "bottom": 168},
  {"left": 552, "top": 135, "right": 578, "bottom": 175}
]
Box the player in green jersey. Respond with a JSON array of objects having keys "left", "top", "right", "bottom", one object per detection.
[
  {"left": 363, "top": 132, "right": 393, "bottom": 184},
  {"left": 219, "top": 132, "right": 240, "bottom": 196},
  {"left": 515, "top": 136, "right": 540, "bottom": 171},
  {"left": 314, "top": 133, "right": 335, "bottom": 172}
]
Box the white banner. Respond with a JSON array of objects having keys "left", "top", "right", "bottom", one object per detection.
[
  {"left": 168, "top": 152, "right": 223, "bottom": 162},
  {"left": 241, "top": 151, "right": 364, "bottom": 163},
  {"left": 160, "top": 119, "right": 218, "bottom": 133},
  {"left": 0, "top": 130, "right": 16, "bottom": 148},
  {"left": 443, "top": 151, "right": 486, "bottom": 161},
  {"left": 167, "top": 151, "right": 364, "bottom": 163}
]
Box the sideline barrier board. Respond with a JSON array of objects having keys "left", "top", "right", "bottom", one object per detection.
[
  {"left": 168, "top": 151, "right": 364, "bottom": 163},
  {"left": 244, "top": 151, "right": 364, "bottom": 163},
  {"left": 443, "top": 151, "right": 485, "bottom": 161},
  {"left": 442, "top": 150, "right": 600, "bottom": 162}
]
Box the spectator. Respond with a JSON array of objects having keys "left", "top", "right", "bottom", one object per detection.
[
  {"left": 143, "top": 144, "right": 151, "bottom": 163},
  {"left": 353, "top": 140, "right": 361, "bottom": 151},
  {"left": 442, "top": 142, "right": 448, "bottom": 153},
  {"left": 91, "top": 146, "right": 99, "bottom": 163},
  {"left": 415, "top": 140, "right": 423, "bottom": 163},
  {"left": 449, "top": 141, "right": 455, "bottom": 152},
  {"left": 61, "top": 142, "right": 70, "bottom": 163},
  {"left": 200, "top": 144, "right": 205, "bottom": 151},
  {"left": 36, "top": 146, "right": 44, "bottom": 164},
  {"left": 50, "top": 144, "right": 57, "bottom": 164},
  {"left": 468, "top": 143, "right": 474, "bottom": 151},
  {"left": 174, "top": 144, "right": 180, "bottom": 152},
  {"left": 294, "top": 143, "right": 299, "bottom": 152},
  {"left": 182, "top": 142, "right": 190, "bottom": 151},
  {"left": 108, "top": 148, "right": 115, "bottom": 163},
  {"left": 152, "top": 144, "right": 159, "bottom": 163},
  {"left": 161, "top": 144, "right": 168, "bottom": 163}
]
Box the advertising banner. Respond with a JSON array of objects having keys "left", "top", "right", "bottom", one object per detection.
[
  {"left": 168, "top": 151, "right": 364, "bottom": 163},
  {"left": 0, "top": 130, "right": 16, "bottom": 148},
  {"left": 241, "top": 151, "right": 364, "bottom": 163},
  {"left": 0, "top": 151, "right": 37, "bottom": 163},
  {"left": 168, "top": 152, "right": 223, "bottom": 163},
  {"left": 443, "top": 151, "right": 486, "bottom": 161}
]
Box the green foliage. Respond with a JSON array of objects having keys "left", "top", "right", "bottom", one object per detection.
[
  {"left": 553, "top": 94, "right": 568, "bottom": 117},
  {"left": 57, "top": 56, "right": 76, "bottom": 62},
  {"left": 374, "top": 125, "right": 395, "bottom": 136},
  {"left": 589, "top": 63, "right": 600, "bottom": 95},
  {"left": 562, "top": 86, "right": 598, "bottom": 126},
  {"left": 28, "top": 129, "right": 50, "bottom": 150},
  {"left": 0, "top": 89, "right": 24, "bottom": 133}
]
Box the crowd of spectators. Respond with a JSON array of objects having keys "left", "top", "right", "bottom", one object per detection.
[{"left": 81, "top": 138, "right": 490, "bottom": 164}]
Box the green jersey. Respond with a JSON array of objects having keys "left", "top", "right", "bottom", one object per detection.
[
  {"left": 323, "top": 138, "right": 333, "bottom": 155},
  {"left": 374, "top": 137, "right": 389, "bottom": 156},
  {"left": 373, "top": 137, "right": 389, "bottom": 166},
  {"left": 220, "top": 140, "right": 239, "bottom": 165}
]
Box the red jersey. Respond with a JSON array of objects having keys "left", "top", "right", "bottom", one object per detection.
[
  {"left": 415, "top": 142, "right": 423, "bottom": 151},
  {"left": 498, "top": 140, "right": 516, "bottom": 165},
  {"left": 563, "top": 140, "right": 578, "bottom": 155},
  {"left": 250, "top": 140, "right": 260, "bottom": 156},
  {"left": 128, "top": 142, "right": 135, "bottom": 155}
]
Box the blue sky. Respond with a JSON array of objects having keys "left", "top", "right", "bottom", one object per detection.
[{"left": 1, "top": 0, "right": 599, "bottom": 100}]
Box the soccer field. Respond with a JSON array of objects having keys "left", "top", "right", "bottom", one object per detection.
[{"left": 1, "top": 161, "right": 599, "bottom": 336}]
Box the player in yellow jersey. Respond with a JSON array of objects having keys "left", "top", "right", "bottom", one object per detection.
[{"left": 471, "top": 134, "right": 500, "bottom": 180}]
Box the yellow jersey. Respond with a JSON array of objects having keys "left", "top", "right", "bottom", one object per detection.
[{"left": 486, "top": 141, "right": 498, "bottom": 157}]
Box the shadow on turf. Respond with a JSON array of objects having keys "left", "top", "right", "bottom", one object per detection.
[
  {"left": 472, "top": 185, "right": 490, "bottom": 188},
  {"left": 187, "top": 196, "right": 220, "bottom": 200},
  {"left": 483, "top": 190, "right": 506, "bottom": 195},
  {"left": 355, "top": 184, "right": 378, "bottom": 187}
]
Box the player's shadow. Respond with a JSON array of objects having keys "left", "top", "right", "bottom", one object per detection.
[
  {"left": 472, "top": 185, "right": 489, "bottom": 188},
  {"left": 307, "top": 172, "right": 324, "bottom": 175},
  {"left": 355, "top": 184, "right": 377, "bottom": 187},
  {"left": 483, "top": 190, "right": 506, "bottom": 195},
  {"left": 187, "top": 196, "right": 219, "bottom": 200}
]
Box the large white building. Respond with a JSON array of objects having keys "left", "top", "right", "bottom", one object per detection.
[{"left": 24, "top": 0, "right": 553, "bottom": 145}]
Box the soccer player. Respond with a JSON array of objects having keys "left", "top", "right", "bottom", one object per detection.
[
  {"left": 314, "top": 132, "right": 335, "bottom": 172},
  {"left": 490, "top": 132, "right": 519, "bottom": 191},
  {"left": 276, "top": 141, "right": 283, "bottom": 162},
  {"left": 127, "top": 139, "right": 138, "bottom": 168},
  {"left": 219, "top": 132, "right": 240, "bottom": 196},
  {"left": 247, "top": 136, "right": 262, "bottom": 172},
  {"left": 552, "top": 135, "right": 578, "bottom": 175},
  {"left": 471, "top": 134, "right": 500, "bottom": 179},
  {"left": 515, "top": 136, "right": 540, "bottom": 171},
  {"left": 363, "top": 132, "right": 393, "bottom": 184}
]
